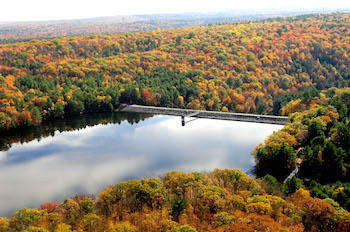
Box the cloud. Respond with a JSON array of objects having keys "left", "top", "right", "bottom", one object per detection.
[{"left": 0, "top": 153, "right": 149, "bottom": 216}]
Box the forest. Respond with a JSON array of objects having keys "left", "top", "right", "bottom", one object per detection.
[
  {"left": 253, "top": 87, "right": 350, "bottom": 209},
  {"left": 1, "top": 12, "right": 350, "bottom": 131},
  {"left": 2, "top": 12, "right": 350, "bottom": 231},
  {"left": 0, "top": 10, "right": 318, "bottom": 44},
  {"left": 1, "top": 169, "right": 350, "bottom": 232}
]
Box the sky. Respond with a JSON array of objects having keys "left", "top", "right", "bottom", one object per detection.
[{"left": 1, "top": 0, "right": 350, "bottom": 22}]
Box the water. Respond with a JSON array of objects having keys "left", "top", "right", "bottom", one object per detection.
[{"left": 0, "top": 112, "right": 283, "bottom": 217}]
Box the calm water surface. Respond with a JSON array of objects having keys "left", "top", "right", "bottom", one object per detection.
[{"left": 0, "top": 112, "right": 283, "bottom": 216}]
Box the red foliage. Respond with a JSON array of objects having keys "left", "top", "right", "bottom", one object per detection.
[
  {"left": 141, "top": 89, "right": 150, "bottom": 98},
  {"left": 40, "top": 202, "right": 59, "bottom": 213}
]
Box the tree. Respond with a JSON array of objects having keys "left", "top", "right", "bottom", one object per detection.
[
  {"left": 23, "top": 227, "right": 49, "bottom": 232},
  {"left": 323, "top": 141, "right": 346, "bottom": 180},
  {"left": 164, "top": 172, "right": 196, "bottom": 197},
  {"left": 119, "top": 86, "right": 139, "bottom": 104},
  {"left": 333, "top": 123, "right": 350, "bottom": 154},
  {"left": 53, "top": 223, "right": 72, "bottom": 232},
  {"left": 65, "top": 98, "right": 84, "bottom": 115},
  {"left": 212, "top": 212, "right": 234, "bottom": 227},
  {"left": 300, "top": 145, "right": 323, "bottom": 178},
  {"left": 283, "top": 177, "right": 303, "bottom": 195},
  {"left": 256, "top": 102, "right": 267, "bottom": 114},
  {"left": 82, "top": 213, "right": 101, "bottom": 232},
  {"left": 0, "top": 74, "right": 4, "bottom": 84},
  {"left": 9, "top": 208, "right": 46, "bottom": 231},
  {"left": 107, "top": 223, "right": 136, "bottom": 232},
  {"left": 40, "top": 203, "right": 59, "bottom": 213},
  {"left": 53, "top": 102, "right": 65, "bottom": 118},
  {"left": 0, "top": 218, "right": 9, "bottom": 232},
  {"left": 62, "top": 199, "right": 80, "bottom": 228},
  {"left": 79, "top": 196, "right": 95, "bottom": 215},
  {"left": 171, "top": 225, "right": 197, "bottom": 232},
  {"left": 0, "top": 112, "right": 12, "bottom": 130},
  {"left": 170, "top": 197, "right": 188, "bottom": 222},
  {"left": 291, "top": 189, "right": 336, "bottom": 231},
  {"left": 260, "top": 174, "right": 278, "bottom": 194},
  {"left": 195, "top": 186, "right": 226, "bottom": 219},
  {"left": 175, "top": 36, "right": 182, "bottom": 45},
  {"left": 226, "top": 77, "right": 234, "bottom": 87},
  {"left": 255, "top": 142, "right": 296, "bottom": 180},
  {"left": 308, "top": 118, "right": 326, "bottom": 140},
  {"left": 187, "top": 32, "right": 195, "bottom": 39},
  {"left": 212, "top": 168, "right": 261, "bottom": 193},
  {"left": 246, "top": 202, "right": 272, "bottom": 215},
  {"left": 276, "top": 28, "right": 283, "bottom": 36}
]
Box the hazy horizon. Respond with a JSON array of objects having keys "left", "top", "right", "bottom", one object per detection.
[{"left": 2, "top": 0, "right": 350, "bottom": 23}]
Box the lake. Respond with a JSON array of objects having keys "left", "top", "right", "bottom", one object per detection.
[{"left": 0, "top": 112, "right": 283, "bottom": 217}]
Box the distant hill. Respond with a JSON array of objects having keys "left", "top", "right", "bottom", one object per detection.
[{"left": 0, "top": 9, "right": 348, "bottom": 44}]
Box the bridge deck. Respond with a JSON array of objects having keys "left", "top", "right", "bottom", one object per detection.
[
  {"left": 184, "top": 112, "right": 200, "bottom": 118},
  {"left": 119, "top": 105, "right": 288, "bottom": 125}
]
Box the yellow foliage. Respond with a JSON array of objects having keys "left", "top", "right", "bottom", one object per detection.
[
  {"left": 246, "top": 202, "right": 272, "bottom": 215},
  {"left": 0, "top": 217, "right": 9, "bottom": 232},
  {"left": 263, "top": 131, "right": 298, "bottom": 152}
]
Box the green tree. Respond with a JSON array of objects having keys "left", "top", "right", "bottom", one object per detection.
[
  {"left": 31, "top": 107, "right": 42, "bottom": 125},
  {"left": 226, "top": 77, "right": 234, "bottom": 87},
  {"left": 323, "top": 141, "right": 346, "bottom": 180},
  {"left": 65, "top": 98, "right": 85, "bottom": 115},
  {"left": 175, "top": 36, "right": 182, "bottom": 45},
  {"left": 53, "top": 102, "right": 65, "bottom": 118},
  {"left": 256, "top": 143, "right": 296, "bottom": 180},
  {"left": 283, "top": 177, "right": 303, "bottom": 195},
  {"left": 261, "top": 174, "right": 278, "bottom": 194},
  {"left": 308, "top": 118, "right": 326, "bottom": 140},
  {"left": 276, "top": 28, "right": 283, "bottom": 36},
  {"left": 170, "top": 197, "right": 188, "bottom": 222}
]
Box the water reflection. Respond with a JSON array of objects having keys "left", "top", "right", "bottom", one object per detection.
[{"left": 0, "top": 113, "right": 283, "bottom": 217}]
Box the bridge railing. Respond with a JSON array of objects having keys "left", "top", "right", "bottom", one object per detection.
[{"left": 120, "top": 104, "right": 288, "bottom": 125}]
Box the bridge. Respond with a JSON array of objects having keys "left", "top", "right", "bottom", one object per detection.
[{"left": 119, "top": 105, "right": 288, "bottom": 126}]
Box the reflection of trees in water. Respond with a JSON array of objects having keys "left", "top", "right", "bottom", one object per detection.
[{"left": 0, "top": 112, "right": 151, "bottom": 151}]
